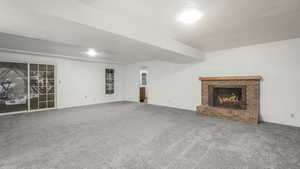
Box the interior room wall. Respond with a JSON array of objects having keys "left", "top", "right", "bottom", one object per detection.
[
  {"left": 0, "top": 51, "right": 125, "bottom": 110},
  {"left": 124, "top": 38, "right": 300, "bottom": 127}
]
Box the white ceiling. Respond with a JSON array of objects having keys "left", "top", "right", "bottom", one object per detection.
[{"left": 0, "top": 0, "right": 299, "bottom": 63}]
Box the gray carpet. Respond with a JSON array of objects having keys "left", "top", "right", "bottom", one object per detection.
[{"left": 0, "top": 102, "right": 299, "bottom": 169}]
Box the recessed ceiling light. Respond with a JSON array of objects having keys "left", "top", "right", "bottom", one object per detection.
[
  {"left": 86, "top": 48, "right": 98, "bottom": 57},
  {"left": 177, "top": 8, "right": 203, "bottom": 24}
]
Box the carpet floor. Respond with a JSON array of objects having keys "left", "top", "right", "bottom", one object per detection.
[{"left": 0, "top": 102, "right": 299, "bottom": 169}]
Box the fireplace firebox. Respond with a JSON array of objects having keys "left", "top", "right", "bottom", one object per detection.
[
  {"left": 208, "top": 85, "right": 247, "bottom": 110},
  {"left": 197, "top": 76, "right": 262, "bottom": 124}
]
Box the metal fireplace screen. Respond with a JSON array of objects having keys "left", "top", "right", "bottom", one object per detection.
[{"left": 208, "top": 85, "right": 247, "bottom": 110}]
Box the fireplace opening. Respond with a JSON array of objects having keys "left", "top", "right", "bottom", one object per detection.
[{"left": 208, "top": 85, "right": 247, "bottom": 110}]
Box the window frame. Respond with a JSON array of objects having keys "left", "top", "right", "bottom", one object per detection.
[{"left": 105, "top": 68, "right": 115, "bottom": 96}]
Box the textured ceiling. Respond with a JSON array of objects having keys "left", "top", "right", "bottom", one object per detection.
[
  {"left": 74, "top": 0, "right": 300, "bottom": 51},
  {"left": 0, "top": 0, "right": 299, "bottom": 63}
]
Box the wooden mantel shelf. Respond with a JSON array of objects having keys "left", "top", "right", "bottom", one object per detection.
[{"left": 199, "top": 76, "right": 263, "bottom": 81}]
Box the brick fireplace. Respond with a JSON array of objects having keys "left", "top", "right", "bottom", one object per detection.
[{"left": 197, "top": 76, "right": 262, "bottom": 124}]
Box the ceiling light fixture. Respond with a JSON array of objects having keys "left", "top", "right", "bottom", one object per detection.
[
  {"left": 86, "top": 48, "right": 98, "bottom": 57},
  {"left": 177, "top": 8, "right": 203, "bottom": 24}
]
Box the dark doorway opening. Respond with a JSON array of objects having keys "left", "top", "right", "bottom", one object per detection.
[{"left": 140, "top": 87, "right": 146, "bottom": 103}]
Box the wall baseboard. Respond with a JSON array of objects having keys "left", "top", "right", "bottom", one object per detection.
[
  {"left": 0, "top": 100, "right": 125, "bottom": 117},
  {"left": 2, "top": 100, "right": 299, "bottom": 128},
  {"left": 127, "top": 100, "right": 300, "bottom": 128},
  {"left": 58, "top": 100, "right": 125, "bottom": 110}
]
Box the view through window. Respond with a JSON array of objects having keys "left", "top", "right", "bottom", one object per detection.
[
  {"left": 105, "top": 69, "right": 115, "bottom": 95},
  {"left": 0, "top": 62, "right": 28, "bottom": 113}
]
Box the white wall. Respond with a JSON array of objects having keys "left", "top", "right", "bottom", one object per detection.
[
  {"left": 1, "top": 38, "right": 300, "bottom": 127},
  {"left": 0, "top": 51, "right": 125, "bottom": 109},
  {"left": 124, "top": 38, "right": 300, "bottom": 127}
]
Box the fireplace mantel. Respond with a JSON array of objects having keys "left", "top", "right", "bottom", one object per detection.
[{"left": 199, "top": 76, "right": 263, "bottom": 81}]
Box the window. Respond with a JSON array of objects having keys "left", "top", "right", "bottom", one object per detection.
[
  {"left": 141, "top": 73, "right": 147, "bottom": 86},
  {"left": 105, "top": 68, "right": 115, "bottom": 95}
]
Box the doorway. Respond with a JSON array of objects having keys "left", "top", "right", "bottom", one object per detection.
[{"left": 139, "top": 70, "right": 148, "bottom": 103}]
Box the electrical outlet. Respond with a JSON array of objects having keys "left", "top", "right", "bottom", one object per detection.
[{"left": 291, "top": 113, "right": 295, "bottom": 118}]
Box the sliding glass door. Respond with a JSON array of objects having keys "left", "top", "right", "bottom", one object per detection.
[
  {"left": 0, "top": 61, "right": 56, "bottom": 113},
  {"left": 0, "top": 62, "right": 28, "bottom": 113},
  {"left": 30, "top": 64, "right": 55, "bottom": 110}
]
